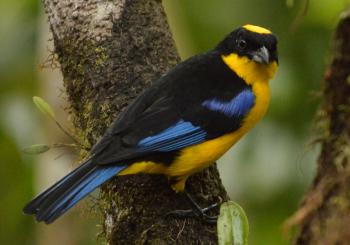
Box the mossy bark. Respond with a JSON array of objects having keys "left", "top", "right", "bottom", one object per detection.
[
  {"left": 41, "top": 0, "right": 228, "bottom": 243},
  {"left": 287, "top": 8, "right": 350, "bottom": 245}
]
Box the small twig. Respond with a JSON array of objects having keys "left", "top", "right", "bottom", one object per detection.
[
  {"left": 289, "top": 0, "right": 310, "bottom": 33},
  {"left": 54, "top": 120, "right": 80, "bottom": 145},
  {"left": 54, "top": 152, "right": 65, "bottom": 160},
  {"left": 176, "top": 219, "right": 187, "bottom": 240},
  {"left": 52, "top": 143, "right": 78, "bottom": 148},
  {"left": 53, "top": 120, "right": 90, "bottom": 151}
]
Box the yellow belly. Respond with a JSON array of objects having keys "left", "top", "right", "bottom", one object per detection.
[
  {"left": 117, "top": 132, "right": 242, "bottom": 192},
  {"left": 166, "top": 130, "right": 243, "bottom": 177},
  {"left": 117, "top": 132, "right": 241, "bottom": 176},
  {"left": 117, "top": 132, "right": 242, "bottom": 186}
]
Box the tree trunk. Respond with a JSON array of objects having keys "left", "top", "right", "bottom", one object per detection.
[
  {"left": 41, "top": 0, "right": 228, "bottom": 244},
  {"left": 286, "top": 8, "right": 350, "bottom": 245}
]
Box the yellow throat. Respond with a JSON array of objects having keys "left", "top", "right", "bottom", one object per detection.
[{"left": 222, "top": 54, "right": 278, "bottom": 85}]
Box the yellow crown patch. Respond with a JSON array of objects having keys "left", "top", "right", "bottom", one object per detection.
[{"left": 243, "top": 24, "right": 272, "bottom": 34}]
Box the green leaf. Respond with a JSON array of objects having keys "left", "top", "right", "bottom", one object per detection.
[
  {"left": 22, "top": 144, "right": 50, "bottom": 154},
  {"left": 33, "top": 96, "right": 55, "bottom": 119},
  {"left": 217, "top": 201, "right": 249, "bottom": 245}
]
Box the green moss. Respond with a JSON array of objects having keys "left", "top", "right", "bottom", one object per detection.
[
  {"left": 333, "top": 134, "right": 350, "bottom": 171},
  {"left": 330, "top": 195, "right": 350, "bottom": 211},
  {"left": 94, "top": 47, "right": 109, "bottom": 66}
]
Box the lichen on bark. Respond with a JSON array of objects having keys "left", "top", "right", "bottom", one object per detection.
[{"left": 41, "top": 0, "right": 228, "bottom": 243}]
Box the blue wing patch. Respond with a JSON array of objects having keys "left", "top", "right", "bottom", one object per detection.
[
  {"left": 137, "top": 120, "right": 206, "bottom": 152},
  {"left": 202, "top": 89, "right": 255, "bottom": 117}
]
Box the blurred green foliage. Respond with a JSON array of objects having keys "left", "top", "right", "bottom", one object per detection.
[
  {"left": 0, "top": 0, "right": 348, "bottom": 244},
  {"left": 0, "top": 0, "right": 39, "bottom": 243},
  {"left": 0, "top": 129, "right": 34, "bottom": 244}
]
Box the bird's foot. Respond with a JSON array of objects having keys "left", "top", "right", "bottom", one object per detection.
[
  {"left": 166, "top": 191, "right": 222, "bottom": 224},
  {"left": 166, "top": 205, "right": 219, "bottom": 224}
]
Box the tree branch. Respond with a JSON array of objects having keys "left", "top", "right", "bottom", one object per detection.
[
  {"left": 41, "top": 0, "right": 228, "bottom": 243},
  {"left": 287, "top": 8, "right": 350, "bottom": 244}
]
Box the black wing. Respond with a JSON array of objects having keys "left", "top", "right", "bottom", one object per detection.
[{"left": 90, "top": 51, "right": 253, "bottom": 165}]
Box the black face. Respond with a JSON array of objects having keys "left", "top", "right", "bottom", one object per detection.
[{"left": 216, "top": 27, "right": 278, "bottom": 64}]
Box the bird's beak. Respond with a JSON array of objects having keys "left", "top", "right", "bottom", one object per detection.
[{"left": 251, "top": 46, "right": 270, "bottom": 64}]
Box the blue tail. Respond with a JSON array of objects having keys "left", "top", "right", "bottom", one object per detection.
[{"left": 23, "top": 159, "right": 126, "bottom": 224}]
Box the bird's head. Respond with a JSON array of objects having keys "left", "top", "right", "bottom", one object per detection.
[{"left": 216, "top": 24, "right": 278, "bottom": 84}]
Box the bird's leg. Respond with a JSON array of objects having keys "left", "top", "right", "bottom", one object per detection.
[
  {"left": 183, "top": 191, "right": 221, "bottom": 222},
  {"left": 166, "top": 190, "right": 222, "bottom": 224}
]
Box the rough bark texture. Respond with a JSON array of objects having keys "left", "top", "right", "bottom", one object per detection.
[
  {"left": 286, "top": 8, "right": 350, "bottom": 245},
  {"left": 41, "top": 0, "right": 228, "bottom": 244}
]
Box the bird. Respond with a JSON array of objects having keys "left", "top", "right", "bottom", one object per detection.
[{"left": 23, "top": 24, "right": 278, "bottom": 224}]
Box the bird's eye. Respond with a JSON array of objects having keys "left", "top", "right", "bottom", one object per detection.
[{"left": 237, "top": 39, "right": 247, "bottom": 50}]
